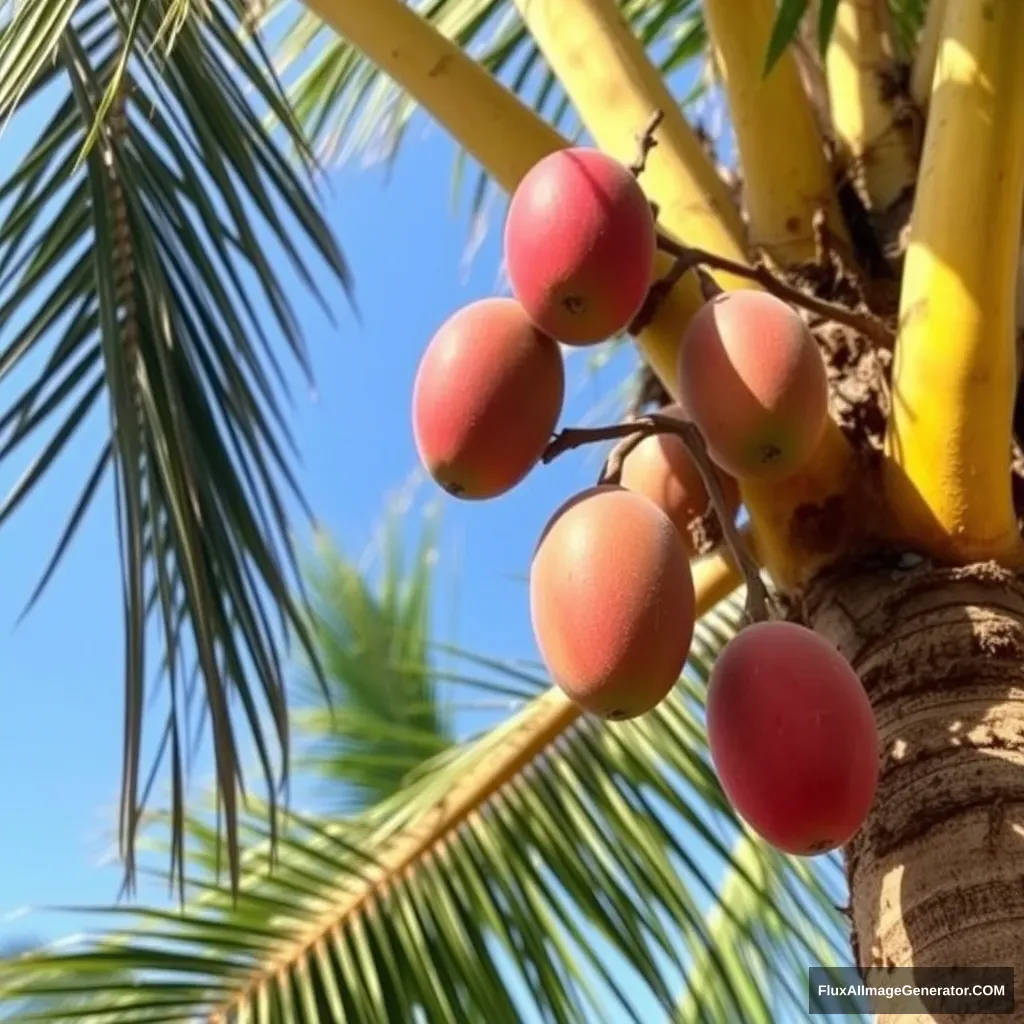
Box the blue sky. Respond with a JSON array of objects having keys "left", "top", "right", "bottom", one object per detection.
[{"left": 0, "top": 110, "right": 638, "bottom": 948}]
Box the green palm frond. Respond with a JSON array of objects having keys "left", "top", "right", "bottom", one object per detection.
[
  {"left": 267, "top": 0, "right": 708, "bottom": 220},
  {"left": 0, "top": 0, "right": 350, "bottom": 890},
  {"left": 767, "top": 0, "right": 930, "bottom": 72},
  {"left": 293, "top": 511, "right": 457, "bottom": 812},
  {"left": 0, "top": 594, "right": 866, "bottom": 1024}
]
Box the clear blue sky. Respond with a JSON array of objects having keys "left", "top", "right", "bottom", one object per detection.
[{"left": 0, "top": 109, "right": 636, "bottom": 949}]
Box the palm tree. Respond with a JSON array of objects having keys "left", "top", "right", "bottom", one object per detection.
[
  {"left": 1, "top": 0, "right": 1021, "bottom": 1018},
  {"left": 0, "top": 517, "right": 867, "bottom": 1020}
]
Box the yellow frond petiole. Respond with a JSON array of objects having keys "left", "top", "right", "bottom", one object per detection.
[
  {"left": 826, "top": 0, "right": 918, "bottom": 213},
  {"left": 884, "top": 0, "right": 1024, "bottom": 565},
  {"left": 703, "top": 0, "right": 849, "bottom": 264}
]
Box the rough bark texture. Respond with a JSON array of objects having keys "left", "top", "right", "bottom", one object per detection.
[{"left": 803, "top": 558, "right": 1024, "bottom": 1024}]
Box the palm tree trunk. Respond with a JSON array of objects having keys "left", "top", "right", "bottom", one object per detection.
[{"left": 806, "top": 559, "right": 1024, "bottom": 1023}]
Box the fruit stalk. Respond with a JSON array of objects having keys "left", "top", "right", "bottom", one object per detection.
[
  {"left": 545, "top": 414, "right": 771, "bottom": 621},
  {"left": 676, "top": 423, "right": 773, "bottom": 623},
  {"left": 909, "top": 0, "right": 947, "bottom": 110},
  {"left": 702, "top": 0, "right": 849, "bottom": 263},
  {"left": 883, "top": 0, "right": 1024, "bottom": 564},
  {"left": 826, "top": 0, "right": 918, "bottom": 212},
  {"left": 652, "top": 231, "right": 893, "bottom": 347}
]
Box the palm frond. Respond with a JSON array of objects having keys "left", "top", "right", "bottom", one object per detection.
[
  {"left": 0, "top": 0, "right": 350, "bottom": 891},
  {"left": 0, "top": 594, "right": 866, "bottom": 1024},
  {"left": 292, "top": 512, "right": 456, "bottom": 812}
]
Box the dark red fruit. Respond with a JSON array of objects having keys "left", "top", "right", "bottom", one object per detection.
[
  {"left": 504, "top": 148, "right": 656, "bottom": 345},
  {"left": 706, "top": 621, "right": 879, "bottom": 855}
]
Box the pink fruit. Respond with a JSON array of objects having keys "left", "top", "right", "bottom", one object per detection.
[
  {"left": 412, "top": 298, "right": 564, "bottom": 499},
  {"left": 619, "top": 404, "right": 742, "bottom": 555},
  {"left": 530, "top": 485, "right": 696, "bottom": 720},
  {"left": 504, "top": 148, "right": 656, "bottom": 345},
  {"left": 677, "top": 291, "right": 829, "bottom": 481},
  {"left": 706, "top": 621, "right": 879, "bottom": 856}
]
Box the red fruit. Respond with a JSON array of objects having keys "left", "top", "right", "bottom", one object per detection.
[
  {"left": 619, "top": 404, "right": 742, "bottom": 556},
  {"left": 677, "top": 291, "right": 829, "bottom": 481},
  {"left": 530, "top": 485, "right": 696, "bottom": 720},
  {"left": 504, "top": 148, "right": 656, "bottom": 345},
  {"left": 412, "top": 298, "right": 564, "bottom": 499},
  {"left": 706, "top": 621, "right": 879, "bottom": 856}
]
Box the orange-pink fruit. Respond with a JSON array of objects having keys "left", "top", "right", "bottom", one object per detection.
[
  {"left": 619, "top": 404, "right": 742, "bottom": 556},
  {"left": 530, "top": 485, "right": 696, "bottom": 720},
  {"left": 676, "top": 291, "right": 829, "bottom": 481},
  {"left": 706, "top": 621, "right": 879, "bottom": 856},
  {"left": 503, "top": 148, "right": 656, "bottom": 345},
  {"left": 412, "top": 297, "right": 564, "bottom": 500}
]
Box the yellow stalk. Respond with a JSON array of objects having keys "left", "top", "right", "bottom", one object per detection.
[
  {"left": 825, "top": 0, "right": 917, "bottom": 212},
  {"left": 300, "top": 0, "right": 565, "bottom": 188},
  {"left": 702, "top": 0, "right": 849, "bottom": 264},
  {"left": 910, "top": 0, "right": 947, "bottom": 110},
  {"left": 884, "top": 0, "right": 1024, "bottom": 565},
  {"left": 211, "top": 548, "right": 742, "bottom": 1021},
  {"left": 513, "top": 0, "right": 859, "bottom": 586},
  {"left": 793, "top": 2, "right": 836, "bottom": 140},
  {"left": 692, "top": 541, "right": 747, "bottom": 612}
]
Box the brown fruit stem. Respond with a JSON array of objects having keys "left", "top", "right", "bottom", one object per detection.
[
  {"left": 628, "top": 108, "right": 665, "bottom": 178},
  {"left": 543, "top": 413, "right": 772, "bottom": 623},
  {"left": 806, "top": 560, "right": 1024, "bottom": 1023},
  {"left": 637, "top": 231, "right": 894, "bottom": 349}
]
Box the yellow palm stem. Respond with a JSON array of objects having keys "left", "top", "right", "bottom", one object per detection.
[
  {"left": 910, "top": 0, "right": 947, "bottom": 110},
  {"left": 301, "top": 0, "right": 564, "bottom": 189},
  {"left": 884, "top": 0, "right": 1024, "bottom": 565},
  {"left": 702, "top": 0, "right": 849, "bottom": 264},
  {"left": 826, "top": 0, "right": 917, "bottom": 212}
]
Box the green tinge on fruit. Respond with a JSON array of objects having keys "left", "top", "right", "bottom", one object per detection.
[
  {"left": 530, "top": 485, "right": 696, "bottom": 720},
  {"left": 412, "top": 297, "right": 565, "bottom": 500},
  {"left": 677, "top": 291, "right": 829, "bottom": 482}
]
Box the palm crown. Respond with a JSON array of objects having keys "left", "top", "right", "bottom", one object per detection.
[{"left": 0, "top": 0, "right": 1018, "bottom": 1019}]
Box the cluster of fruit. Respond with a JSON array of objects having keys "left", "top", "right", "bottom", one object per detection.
[{"left": 411, "top": 146, "right": 879, "bottom": 857}]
